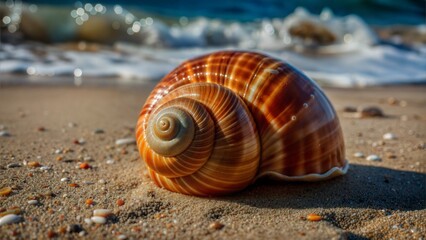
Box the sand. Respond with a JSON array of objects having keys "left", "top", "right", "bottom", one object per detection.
[{"left": 0, "top": 83, "right": 425, "bottom": 239}]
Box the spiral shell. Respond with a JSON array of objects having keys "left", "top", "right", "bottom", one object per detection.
[{"left": 136, "top": 51, "right": 348, "bottom": 196}]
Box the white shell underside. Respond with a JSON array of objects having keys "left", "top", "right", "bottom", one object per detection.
[{"left": 254, "top": 160, "right": 349, "bottom": 182}]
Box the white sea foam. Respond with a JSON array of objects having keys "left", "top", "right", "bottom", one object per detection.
[{"left": 0, "top": 42, "right": 425, "bottom": 87}]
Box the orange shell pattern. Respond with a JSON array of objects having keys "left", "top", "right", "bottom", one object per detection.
[{"left": 136, "top": 51, "right": 348, "bottom": 196}]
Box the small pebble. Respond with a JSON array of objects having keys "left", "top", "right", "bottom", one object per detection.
[
  {"left": 83, "top": 181, "right": 94, "bottom": 185},
  {"left": 28, "top": 200, "right": 39, "bottom": 205},
  {"left": 40, "top": 166, "right": 51, "bottom": 171},
  {"left": 37, "top": 127, "right": 46, "bottom": 132},
  {"left": 69, "top": 183, "right": 80, "bottom": 188},
  {"left": 93, "top": 128, "right": 104, "bottom": 134},
  {"left": 0, "top": 187, "right": 12, "bottom": 196},
  {"left": 353, "top": 152, "right": 364, "bottom": 158},
  {"left": 84, "top": 218, "right": 93, "bottom": 225},
  {"left": 0, "top": 130, "right": 11, "bottom": 137},
  {"left": 116, "top": 199, "right": 125, "bottom": 206},
  {"left": 66, "top": 224, "right": 83, "bottom": 233},
  {"left": 387, "top": 97, "right": 398, "bottom": 105},
  {"left": 93, "top": 209, "right": 112, "bottom": 217},
  {"left": 115, "top": 138, "right": 136, "bottom": 146},
  {"left": 61, "top": 177, "right": 70, "bottom": 182},
  {"left": 7, "top": 163, "right": 21, "bottom": 168},
  {"left": 0, "top": 208, "right": 21, "bottom": 217},
  {"left": 68, "top": 122, "right": 77, "bottom": 128},
  {"left": 343, "top": 106, "right": 357, "bottom": 112},
  {"left": 0, "top": 214, "right": 22, "bottom": 226},
  {"left": 209, "top": 221, "right": 225, "bottom": 230},
  {"left": 106, "top": 159, "right": 115, "bottom": 165},
  {"left": 358, "top": 106, "right": 384, "bottom": 118},
  {"left": 98, "top": 179, "right": 106, "bottom": 184},
  {"left": 366, "top": 154, "right": 382, "bottom": 161},
  {"left": 306, "top": 213, "right": 322, "bottom": 221},
  {"left": 54, "top": 149, "right": 62, "bottom": 154},
  {"left": 91, "top": 216, "right": 107, "bottom": 224},
  {"left": 73, "top": 138, "right": 85, "bottom": 145},
  {"left": 79, "top": 231, "right": 86, "bottom": 237},
  {"left": 79, "top": 163, "right": 91, "bottom": 169},
  {"left": 28, "top": 161, "right": 41, "bottom": 168},
  {"left": 117, "top": 234, "right": 127, "bottom": 240},
  {"left": 47, "top": 230, "right": 56, "bottom": 238},
  {"left": 85, "top": 199, "right": 94, "bottom": 205},
  {"left": 383, "top": 133, "right": 397, "bottom": 140}
]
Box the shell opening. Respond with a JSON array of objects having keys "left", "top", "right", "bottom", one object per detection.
[{"left": 146, "top": 107, "right": 195, "bottom": 157}]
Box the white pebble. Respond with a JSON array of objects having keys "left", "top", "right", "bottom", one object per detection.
[
  {"left": 0, "top": 130, "right": 10, "bottom": 137},
  {"left": 55, "top": 149, "right": 62, "bottom": 154},
  {"left": 84, "top": 218, "right": 93, "bottom": 225},
  {"left": 383, "top": 133, "right": 397, "bottom": 140},
  {"left": 28, "top": 200, "right": 39, "bottom": 205},
  {"left": 353, "top": 152, "right": 364, "bottom": 158},
  {"left": 91, "top": 216, "right": 107, "bottom": 224},
  {"left": 117, "top": 235, "right": 127, "bottom": 240},
  {"left": 68, "top": 122, "right": 77, "bottom": 128},
  {"left": 7, "top": 163, "right": 21, "bottom": 168},
  {"left": 79, "top": 231, "right": 86, "bottom": 237},
  {"left": 366, "top": 154, "right": 381, "bottom": 161},
  {"left": 115, "top": 138, "right": 136, "bottom": 146},
  {"left": 78, "top": 138, "right": 86, "bottom": 144},
  {"left": 98, "top": 179, "right": 106, "bottom": 184},
  {"left": 93, "top": 209, "right": 112, "bottom": 217},
  {"left": 0, "top": 214, "right": 22, "bottom": 226},
  {"left": 40, "top": 166, "right": 51, "bottom": 171},
  {"left": 106, "top": 159, "right": 115, "bottom": 164},
  {"left": 61, "top": 177, "right": 70, "bottom": 182}
]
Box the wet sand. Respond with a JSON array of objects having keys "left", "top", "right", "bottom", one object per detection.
[{"left": 0, "top": 84, "right": 425, "bottom": 239}]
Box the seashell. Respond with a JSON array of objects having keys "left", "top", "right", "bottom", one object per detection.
[
  {"left": 136, "top": 51, "right": 348, "bottom": 196},
  {"left": 93, "top": 209, "right": 112, "bottom": 218},
  {"left": 90, "top": 216, "right": 107, "bottom": 224},
  {"left": 0, "top": 214, "right": 22, "bottom": 226}
]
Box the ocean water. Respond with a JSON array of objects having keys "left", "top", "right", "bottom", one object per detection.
[
  {"left": 15, "top": 0, "right": 426, "bottom": 25},
  {"left": 0, "top": 0, "right": 425, "bottom": 87}
]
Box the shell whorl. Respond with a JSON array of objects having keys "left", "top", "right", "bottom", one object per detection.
[
  {"left": 136, "top": 51, "right": 348, "bottom": 196},
  {"left": 138, "top": 83, "right": 260, "bottom": 195},
  {"left": 146, "top": 107, "right": 195, "bottom": 157},
  {"left": 143, "top": 97, "right": 216, "bottom": 178}
]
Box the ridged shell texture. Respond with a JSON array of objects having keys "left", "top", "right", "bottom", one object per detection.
[{"left": 136, "top": 51, "right": 348, "bottom": 196}]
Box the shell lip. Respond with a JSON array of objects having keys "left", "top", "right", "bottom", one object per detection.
[{"left": 254, "top": 160, "right": 349, "bottom": 182}]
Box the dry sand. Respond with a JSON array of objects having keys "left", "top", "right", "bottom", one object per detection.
[{"left": 0, "top": 84, "right": 425, "bottom": 239}]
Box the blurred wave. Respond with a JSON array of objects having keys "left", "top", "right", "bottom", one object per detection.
[{"left": 0, "top": 1, "right": 425, "bottom": 87}]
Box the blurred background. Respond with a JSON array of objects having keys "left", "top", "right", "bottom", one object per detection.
[{"left": 0, "top": 0, "right": 425, "bottom": 87}]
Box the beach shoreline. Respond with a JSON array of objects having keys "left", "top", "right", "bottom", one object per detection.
[{"left": 0, "top": 84, "right": 425, "bottom": 239}]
